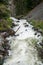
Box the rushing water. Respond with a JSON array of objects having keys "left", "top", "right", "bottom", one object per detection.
[{"left": 3, "top": 17, "right": 43, "bottom": 65}]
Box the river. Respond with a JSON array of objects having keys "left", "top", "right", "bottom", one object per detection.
[{"left": 3, "top": 17, "right": 43, "bottom": 65}]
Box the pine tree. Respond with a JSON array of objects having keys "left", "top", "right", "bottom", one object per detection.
[
  {"left": 0, "top": 0, "right": 12, "bottom": 31},
  {"left": 14, "top": 0, "right": 41, "bottom": 16},
  {"left": 0, "top": 0, "right": 10, "bottom": 19}
]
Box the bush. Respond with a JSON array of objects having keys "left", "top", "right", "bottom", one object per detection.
[
  {"left": 0, "top": 18, "right": 12, "bottom": 31},
  {"left": 29, "top": 20, "right": 43, "bottom": 31}
]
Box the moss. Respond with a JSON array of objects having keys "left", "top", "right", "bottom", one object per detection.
[
  {"left": 0, "top": 18, "right": 12, "bottom": 31},
  {"left": 29, "top": 20, "right": 43, "bottom": 32},
  {"left": 31, "top": 39, "right": 38, "bottom": 44},
  {"left": 6, "top": 18, "right": 12, "bottom": 28}
]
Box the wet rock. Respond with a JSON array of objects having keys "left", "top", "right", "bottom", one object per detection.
[
  {"left": 25, "top": 24, "right": 29, "bottom": 27},
  {"left": 42, "top": 40, "right": 43, "bottom": 43},
  {"left": 0, "top": 44, "right": 9, "bottom": 56},
  {"left": 1, "top": 32, "right": 9, "bottom": 38},
  {"left": 0, "top": 46, "right": 5, "bottom": 52},
  {"left": 36, "top": 43, "right": 43, "bottom": 61},
  {"left": 32, "top": 27, "right": 38, "bottom": 31},
  {"left": 8, "top": 29, "right": 15, "bottom": 36},
  {"left": 39, "top": 42, "right": 43, "bottom": 46},
  {"left": 2, "top": 40, "right": 10, "bottom": 50},
  {"left": 38, "top": 29, "right": 42, "bottom": 33},
  {"left": 38, "top": 30, "right": 43, "bottom": 35},
  {"left": 25, "top": 29, "right": 27, "bottom": 31},
  {"left": 39, "top": 40, "right": 43, "bottom": 46},
  {"left": 38, "top": 48, "right": 43, "bottom": 60},
  {"left": 17, "top": 61, "right": 20, "bottom": 63},
  {"left": 34, "top": 32, "right": 37, "bottom": 35},
  {"left": 25, "top": 50, "right": 28, "bottom": 53},
  {"left": 4, "top": 39, "right": 9, "bottom": 43},
  {"left": 0, "top": 29, "right": 15, "bottom": 38},
  {"left": 0, "top": 35, "right": 10, "bottom": 65},
  {"left": 37, "top": 34, "right": 40, "bottom": 37},
  {"left": 34, "top": 28, "right": 38, "bottom": 31},
  {"left": 14, "top": 34, "right": 19, "bottom": 36},
  {"left": 32, "top": 27, "right": 43, "bottom": 35},
  {"left": 11, "top": 23, "right": 19, "bottom": 28},
  {"left": 12, "top": 23, "right": 16, "bottom": 26},
  {"left": 0, "top": 55, "right": 4, "bottom": 65},
  {"left": 32, "top": 27, "right": 35, "bottom": 29},
  {"left": 23, "top": 23, "right": 27, "bottom": 25},
  {"left": 0, "top": 30, "right": 7, "bottom": 33},
  {"left": 2, "top": 43, "right": 10, "bottom": 50},
  {"left": 23, "top": 23, "right": 29, "bottom": 27},
  {"left": 16, "top": 21, "right": 20, "bottom": 22}
]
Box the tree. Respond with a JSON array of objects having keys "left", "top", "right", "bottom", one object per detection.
[
  {"left": 15, "top": 0, "right": 27, "bottom": 16},
  {"left": 0, "top": 0, "right": 12, "bottom": 31},
  {"left": 14, "top": 0, "right": 41, "bottom": 16},
  {"left": 0, "top": 0, "right": 10, "bottom": 19}
]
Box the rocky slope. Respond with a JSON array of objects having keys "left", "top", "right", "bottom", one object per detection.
[{"left": 25, "top": 2, "right": 43, "bottom": 20}]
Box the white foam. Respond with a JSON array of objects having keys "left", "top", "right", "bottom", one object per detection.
[
  {"left": 12, "top": 19, "right": 42, "bottom": 40},
  {"left": 3, "top": 17, "right": 43, "bottom": 65}
]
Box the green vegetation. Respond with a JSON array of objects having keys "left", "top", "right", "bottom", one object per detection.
[
  {"left": 0, "top": 0, "right": 43, "bottom": 31},
  {"left": 14, "top": 0, "right": 42, "bottom": 16},
  {"left": 26, "top": 38, "right": 38, "bottom": 45},
  {"left": 29, "top": 20, "right": 43, "bottom": 32},
  {"left": 0, "top": 0, "right": 10, "bottom": 19},
  {"left": 0, "top": 0, "right": 12, "bottom": 31},
  {"left": 0, "top": 18, "right": 12, "bottom": 31},
  {"left": 31, "top": 39, "right": 38, "bottom": 44},
  {"left": 0, "top": 4, "right": 10, "bottom": 19}
]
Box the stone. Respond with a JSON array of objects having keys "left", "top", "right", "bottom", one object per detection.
[
  {"left": 34, "top": 32, "right": 37, "bottom": 35},
  {"left": 14, "top": 34, "right": 19, "bottom": 36},
  {"left": 39, "top": 42, "right": 43, "bottom": 46},
  {"left": 2, "top": 43, "right": 10, "bottom": 50},
  {"left": 25, "top": 24, "right": 29, "bottom": 27},
  {"left": 37, "top": 34, "right": 40, "bottom": 37},
  {"left": 0, "top": 55, "right": 4, "bottom": 65},
  {"left": 17, "top": 61, "right": 20, "bottom": 63},
  {"left": 1, "top": 32, "right": 9, "bottom": 38}
]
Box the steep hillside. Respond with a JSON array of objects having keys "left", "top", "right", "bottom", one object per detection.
[{"left": 25, "top": 2, "right": 43, "bottom": 20}]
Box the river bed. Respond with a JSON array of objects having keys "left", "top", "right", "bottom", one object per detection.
[{"left": 3, "top": 17, "right": 43, "bottom": 65}]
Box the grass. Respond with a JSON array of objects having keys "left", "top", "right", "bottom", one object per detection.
[
  {"left": 29, "top": 20, "right": 43, "bottom": 32},
  {"left": 0, "top": 18, "right": 12, "bottom": 31}
]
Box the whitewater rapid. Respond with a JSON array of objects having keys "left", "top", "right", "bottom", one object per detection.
[{"left": 3, "top": 17, "right": 43, "bottom": 65}]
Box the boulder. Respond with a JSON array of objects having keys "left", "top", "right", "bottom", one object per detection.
[
  {"left": 0, "top": 55, "right": 4, "bottom": 65},
  {"left": 0, "top": 35, "right": 10, "bottom": 65}
]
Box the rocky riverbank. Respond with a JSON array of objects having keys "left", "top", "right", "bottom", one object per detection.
[
  {"left": 0, "top": 35, "right": 10, "bottom": 65},
  {"left": 0, "top": 17, "right": 43, "bottom": 65},
  {"left": 0, "top": 21, "right": 16, "bottom": 65},
  {"left": 0, "top": 30, "right": 16, "bottom": 65}
]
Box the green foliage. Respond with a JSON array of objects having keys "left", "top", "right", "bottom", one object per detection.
[
  {"left": 29, "top": 20, "right": 43, "bottom": 31},
  {"left": 27, "top": 0, "right": 41, "bottom": 9},
  {"left": 14, "top": 0, "right": 41, "bottom": 16},
  {"left": 0, "top": 4, "right": 10, "bottom": 19},
  {"left": 6, "top": 18, "right": 12, "bottom": 28},
  {"left": 0, "top": 18, "right": 12, "bottom": 31},
  {"left": 0, "top": 0, "right": 10, "bottom": 19},
  {"left": 31, "top": 20, "right": 43, "bottom": 30},
  {"left": 15, "top": 0, "right": 28, "bottom": 16},
  {"left": 0, "top": 0, "right": 9, "bottom": 5},
  {"left": 31, "top": 39, "right": 38, "bottom": 44},
  {"left": 0, "top": 0, "right": 12, "bottom": 31}
]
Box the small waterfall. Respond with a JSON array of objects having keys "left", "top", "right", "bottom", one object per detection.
[{"left": 3, "top": 17, "right": 43, "bottom": 65}]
